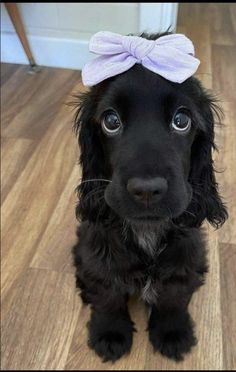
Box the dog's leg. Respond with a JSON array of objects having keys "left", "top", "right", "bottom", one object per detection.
[
  {"left": 147, "top": 227, "right": 208, "bottom": 361},
  {"left": 148, "top": 280, "right": 197, "bottom": 361},
  {"left": 88, "top": 292, "right": 135, "bottom": 362}
]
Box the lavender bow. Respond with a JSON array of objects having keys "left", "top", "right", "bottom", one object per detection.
[{"left": 82, "top": 31, "right": 200, "bottom": 87}]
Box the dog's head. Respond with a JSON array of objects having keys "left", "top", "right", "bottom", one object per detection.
[{"left": 74, "top": 33, "right": 227, "bottom": 228}]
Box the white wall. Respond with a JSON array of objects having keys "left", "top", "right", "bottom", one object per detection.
[{"left": 1, "top": 3, "right": 178, "bottom": 70}]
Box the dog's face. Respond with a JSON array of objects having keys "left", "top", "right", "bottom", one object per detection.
[
  {"left": 96, "top": 66, "right": 196, "bottom": 222},
  {"left": 75, "top": 37, "right": 227, "bottom": 229}
]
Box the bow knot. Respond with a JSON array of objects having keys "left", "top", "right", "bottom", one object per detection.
[
  {"left": 82, "top": 31, "right": 200, "bottom": 87},
  {"left": 121, "top": 36, "right": 155, "bottom": 62}
]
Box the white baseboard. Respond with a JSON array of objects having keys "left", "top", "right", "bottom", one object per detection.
[
  {"left": 139, "top": 3, "right": 178, "bottom": 33},
  {"left": 1, "top": 32, "right": 90, "bottom": 70}
]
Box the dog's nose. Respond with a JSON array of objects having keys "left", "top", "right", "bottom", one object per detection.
[{"left": 127, "top": 177, "right": 168, "bottom": 206}]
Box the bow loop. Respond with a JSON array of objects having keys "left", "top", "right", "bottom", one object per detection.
[
  {"left": 89, "top": 31, "right": 124, "bottom": 55},
  {"left": 82, "top": 31, "right": 200, "bottom": 86}
]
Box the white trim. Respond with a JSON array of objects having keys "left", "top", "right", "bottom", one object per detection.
[
  {"left": 1, "top": 32, "right": 90, "bottom": 70},
  {"left": 139, "top": 3, "right": 178, "bottom": 33}
]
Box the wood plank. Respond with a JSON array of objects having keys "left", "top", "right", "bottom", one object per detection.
[
  {"left": 30, "top": 165, "right": 80, "bottom": 274},
  {"left": 219, "top": 243, "right": 236, "bottom": 370},
  {"left": 214, "top": 101, "right": 236, "bottom": 245},
  {"left": 0, "top": 62, "right": 20, "bottom": 86},
  {"left": 209, "top": 3, "right": 236, "bottom": 46},
  {"left": 1, "top": 104, "right": 77, "bottom": 298},
  {"left": 212, "top": 45, "right": 236, "bottom": 102},
  {"left": 1, "top": 268, "right": 80, "bottom": 370},
  {"left": 1, "top": 65, "right": 45, "bottom": 128},
  {"left": 178, "top": 3, "right": 235, "bottom": 46},
  {"left": 1, "top": 66, "right": 81, "bottom": 140},
  {"left": 230, "top": 3, "right": 236, "bottom": 33},
  {"left": 1, "top": 137, "right": 36, "bottom": 204}
]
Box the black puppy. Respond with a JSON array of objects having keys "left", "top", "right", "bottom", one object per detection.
[{"left": 72, "top": 33, "right": 227, "bottom": 362}]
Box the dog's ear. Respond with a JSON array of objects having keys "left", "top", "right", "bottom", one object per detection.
[
  {"left": 179, "top": 85, "right": 228, "bottom": 228},
  {"left": 73, "top": 89, "right": 110, "bottom": 222}
]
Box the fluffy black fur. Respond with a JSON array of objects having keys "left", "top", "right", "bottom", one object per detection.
[{"left": 72, "top": 32, "right": 228, "bottom": 362}]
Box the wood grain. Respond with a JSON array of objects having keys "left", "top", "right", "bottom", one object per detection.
[
  {"left": 230, "top": 3, "right": 236, "bottom": 32},
  {"left": 1, "top": 268, "right": 80, "bottom": 370},
  {"left": 30, "top": 165, "right": 80, "bottom": 274},
  {"left": 1, "top": 3, "right": 236, "bottom": 370},
  {"left": 212, "top": 45, "right": 236, "bottom": 102},
  {"left": 1, "top": 137, "right": 36, "bottom": 203},
  {"left": 1, "top": 67, "right": 80, "bottom": 140},
  {"left": 1, "top": 104, "right": 77, "bottom": 297},
  {"left": 214, "top": 101, "right": 236, "bottom": 245},
  {"left": 0, "top": 62, "right": 19, "bottom": 86},
  {"left": 219, "top": 243, "right": 236, "bottom": 370}
]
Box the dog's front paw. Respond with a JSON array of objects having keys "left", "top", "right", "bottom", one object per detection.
[
  {"left": 89, "top": 329, "right": 132, "bottom": 362},
  {"left": 88, "top": 312, "right": 134, "bottom": 362},
  {"left": 149, "top": 325, "right": 197, "bottom": 361},
  {"left": 148, "top": 310, "right": 197, "bottom": 361}
]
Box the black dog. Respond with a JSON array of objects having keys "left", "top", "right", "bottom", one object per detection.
[{"left": 72, "top": 33, "right": 227, "bottom": 362}]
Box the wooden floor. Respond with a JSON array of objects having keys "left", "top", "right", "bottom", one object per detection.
[{"left": 1, "top": 3, "right": 236, "bottom": 370}]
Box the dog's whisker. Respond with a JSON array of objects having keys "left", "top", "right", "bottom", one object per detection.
[
  {"left": 166, "top": 206, "right": 173, "bottom": 219},
  {"left": 94, "top": 195, "right": 107, "bottom": 226},
  {"left": 191, "top": 196, "right": 203, "bottom": 207},
  {"left": 122, "top": 220, "right": 129, "bottom": 242},
  {"left": 82, "top": 187, "right": 106, "bottom": 204},
  {"left": 79, "top": 188, "right": 106, "bottom": 213},
  {"left": 182, "top": 210, "right": 196, "bottom": 218},
  {"left": 79, "top": 179, "right": 112, "bottom": 186},
  {"left": 85, "top": 186, "right": 106, "bottom": 195}
]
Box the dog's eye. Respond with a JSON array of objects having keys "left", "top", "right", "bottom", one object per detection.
[
  {"left": 171, "top": 109, "right": 191, "bottom": 133},
  {"left": 101, "top": 110, "right": 122, "bottom": 136}
]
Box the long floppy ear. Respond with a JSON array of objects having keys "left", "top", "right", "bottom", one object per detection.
[
  {"left": 73, "top": 88, "right": 111, "bottom": 222},
  {"left": 179, "top": 85, "right": 228, "bottom": 228}
]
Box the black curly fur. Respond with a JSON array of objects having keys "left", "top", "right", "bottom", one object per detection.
[{"left": 71, "top": 32, "right": 228, "bottom": 362}]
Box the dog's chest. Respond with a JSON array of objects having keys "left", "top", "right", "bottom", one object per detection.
[
  {"left": 134, "top": 229, "right": 162, "bottom": 304},
  {"left": 136, "top": 230, "right": 157, "bottom": 257}
]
